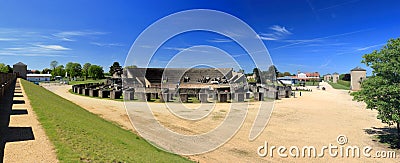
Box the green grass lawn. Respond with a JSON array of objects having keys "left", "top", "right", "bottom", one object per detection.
[
  {"left": 337, "top": 80, "right": 350, "bottom": 87},
  {"left": 328, "top": 80, "right": 350, "bottom": 90},
  {"left": 68, "top": 79, "right": 106, "bottom": 85},
  {"left": 21, "top": 79, "right": 192, "bottom": 162}
]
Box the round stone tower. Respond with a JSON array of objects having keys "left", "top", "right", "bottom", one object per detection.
[{"left": 350, "top": 66, "right": 366, "bottom": 91}]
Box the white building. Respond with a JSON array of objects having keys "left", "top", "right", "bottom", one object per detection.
[{"left": 26, "top": 74, "right": 52, "bottom": 82}]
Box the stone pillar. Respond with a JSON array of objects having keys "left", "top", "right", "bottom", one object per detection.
[
  {"left": 199, "top": 93, "right": 208, "bottom": 103},
  {"left": 78, "top": 87, "right": 83, "bottom": 94},
  {"left": 254, "top": 92, "right": 264, "bottom": 101},
  {"left": 332, "top": 73, "right": 339, "bottom": 83},
  {"left": 233, "top": 93, "right": 245, "bottom": 102},
  {"left": 218, "top": 93, "right": 228, "bottom": 102},
  {"left": 350, "top": 67, "right": 366, "bottom": 91},
  {"left": 160, "top": 93, "right": 169, "bottom": 102},
  {"left": 179, "top": 93, "right": 188, "bottom": 103},
  {"left": 111, "top": 90, "right": 122, "bottom": 99},
  {"left": 245, "top": 92, "right": 250, "bottom": 99},
  {"left": 146, "top": 93, "right": 152, "bottom": 101},
  {"left": 98, "top": 90, "right": 110, "bottom": 98},
  {"left": 135, "top": 92, "right": 146, "bottom": 101},
  {"left": 213, "top": 93, "right": 218, "bottom": 100},
  {"left": 123, "top": 90, "right": 135, "bottom": 100},
  {"left": 151, "top": 93, "right": 159, "bottom": 99},
  {"left": 89, "top": 89, "right": 99, "bottom": 97},
  {"left": 84, "top": 88, "right": 90, "bottom": 96}
]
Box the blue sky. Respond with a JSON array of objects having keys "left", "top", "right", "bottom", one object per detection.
[{"left": 1, "top": 0, "right": 399, "bottom": 75}]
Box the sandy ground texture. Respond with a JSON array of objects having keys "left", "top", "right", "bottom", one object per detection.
[
  {"left": 4, "top": 79, "right": 58, "bottom": 163},
  {"left": 44, "top": 82, "right": 399, "bottom": 162}
]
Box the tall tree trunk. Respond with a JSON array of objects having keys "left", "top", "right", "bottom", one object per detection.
[
  {"left": 397, "top": 122, "right": 400, "bottom": 137},
  {"left": 397, "top": 122, "right": 400, "bottom": 148}
]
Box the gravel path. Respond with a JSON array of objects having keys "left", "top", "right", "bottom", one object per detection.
[{"left": 4, "top": 79, "right": 58, "bottom": 163}]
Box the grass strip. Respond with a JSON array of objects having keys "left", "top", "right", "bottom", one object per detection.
[{"left": 21, "top": 79, "right": 191, "bottom": 162}]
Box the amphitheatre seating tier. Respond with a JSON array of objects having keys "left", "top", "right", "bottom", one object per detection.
[{"left": 125, "top": 68, "right": 234, "bottom": 87}]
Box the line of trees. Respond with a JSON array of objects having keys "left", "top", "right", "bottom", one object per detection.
[
  {"left": 0, "top": 63, "right": 13, "bottom": 73},
  {"left": 47, "top": 61, "right": 105, "bottom": 80}
]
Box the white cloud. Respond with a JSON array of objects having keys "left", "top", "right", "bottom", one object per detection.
[
  {"left": 0, "top": 52, "right": 63, "bottom": 57},
  {"left": 164, "top": 47, "right": 211, "bottom": 53},
  {"left": 270, "top": 25, "right": 292, "bottom": 35},
  {"left": 36, "top": 44, "right": 70, "bottom": 50},
  {"left": 258, "top": 25, "right": 292, "bottom": 41},
  {"left": 52, "top": 30, "right": 106, "bottom": 41},
  {"left": 357, "top": 43, "right": 385, "bottom": 51},
  {"left": 0, "top": 38, "right": 19, "bottom": 41},
  {"left": 90, "top": 42, "right": 123, "bottom": 47},
  {"left": 207, "top": 38, "right": 233, "bottom": 43},
  {"left": 273, "top": 28, "right": 371, "bottom": 50},
  {"left": 258, "top": 33, "right": 278, "bottom": 41}
]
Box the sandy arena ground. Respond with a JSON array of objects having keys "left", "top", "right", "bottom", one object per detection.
[{"left": 44, "top": 82, "right": 399, "bottom": 162}]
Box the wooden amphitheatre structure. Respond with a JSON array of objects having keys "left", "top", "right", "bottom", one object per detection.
[{"left": 72, "top": 67, "right": 293, "bottom": 102}]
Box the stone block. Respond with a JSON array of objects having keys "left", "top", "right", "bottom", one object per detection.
[
  {"left": 254, "top": 92, "right": 264, "bottom": 101},
  {"left": 179, "top": 93, "right": 188, "bottom": 103},
  {"left": 160, "top": 93, "right": 169, "bottom": 102},
  {"left": 245, "top": 92, "right": 250, "bottom": 99},
  {"left": 218, "top": 93, "right": 228, "bottom": 102},
  {"left": 89, "top": 89, "right": 99, "bottom": 97},
  {"left": 84, "top": 88, "right": 90, "bottom": 96},
  {"left": 233, "top": 93, "right": 244, "bottom": 102},
  {"left": 199, "top": 93, "right": 208, "bottom": 103},
  {"left": 123, "top": 90, "right": 134, "bottom": 100},
  {"left": 110, "top": 90, "right": 122, "bottom": 99},
  {"left": 98, "top": 90, "right": 110, "bottom": 98}
]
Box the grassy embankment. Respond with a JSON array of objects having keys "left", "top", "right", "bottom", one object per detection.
[
  {"left": 21, "top": 79, "right": 191, "bottom": 162},
  {"left": 328, "top": 80, "right": 350, "bottom": 90}
]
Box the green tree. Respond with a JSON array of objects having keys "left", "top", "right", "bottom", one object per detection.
[
  {"left": 0, "top": 63, "right": 8, "bottom": 73},
  {"left": 253, "top": 68, "right": 261, "bottom": 83},
  {"left": 283, "top": 72, "right": 291, "bottom": 76},
  {"left": 42, "top": 68, "right": 52, "bottom": 74},
  {"left": 50, "top": 60, "right": 58, "bottom": 70},
  {"left": 266, "top": 65, "right": 279, "bottom": 82},
  {"left": 109, "top": 62, "right": 122, "bottom": 75},
  {"left": 88, "top": 65, "right": 104, "bottom": 79},
  {"left": 51, "top": 65, "right": 65, "bottom": 77},
  {"left": 351, "top": 38, "right": 400, "bottom": 138},
  {"left": 33, "top": 70, "right": 41, "bottom": 74},
  {"left": 82, "top": 63, "right": 91, "bottom": 79},
  {"left": 65, "top": 62, "right": 82, "bottom": 79},
  {"left": 6, "top": 65, "right": 12, "bottom": 73},
  {"left": 309, "top": 78, "right": 317, "bottom": 86},
  {"left": 125, "top": 65, "right": 137, "bottom": 69}
]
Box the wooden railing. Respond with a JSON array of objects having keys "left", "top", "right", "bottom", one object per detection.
[{"left": 0, "top": 73, "right": 17, "bottom": 98}]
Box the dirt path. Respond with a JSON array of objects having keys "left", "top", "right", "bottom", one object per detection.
[
  {"left": 4, "top": 79, "right": 58, "bottom": 163},
  {"left": 44, "top": 82, "right": 398, "bottom": 162}
]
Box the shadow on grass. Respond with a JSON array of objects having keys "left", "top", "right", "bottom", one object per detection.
[{"left": 364, "top": 127, "right": 400, "bottom": 149}]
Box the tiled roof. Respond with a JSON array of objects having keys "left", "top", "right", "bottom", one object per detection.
[
  {"left": 351, "top": 66, "right": 366, "bottom": 71},
  {"left": 14, "top": 62, "right": 26, "bottom": 66}
]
